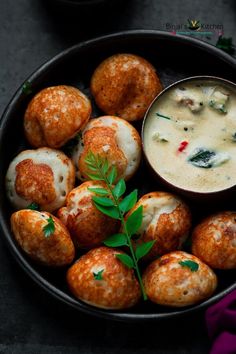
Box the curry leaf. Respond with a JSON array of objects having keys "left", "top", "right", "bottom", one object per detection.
[
  {"left": 135, "top": 240, "right": 156, "bottom": 261},
  {"left": 126, "top": 205, "right": 143, "bottom": 236},
  {"left": 113, "top": 179, "right": 126, "bottom": 198},
  {"left": 120, "top": 190, "right": 138, "bottom": 214},
  {"left": 116, "top": 254, "right": 134, "bottom": 269},
  {"left": 103, "top": 233, "right": 127, "bottom": 247}
]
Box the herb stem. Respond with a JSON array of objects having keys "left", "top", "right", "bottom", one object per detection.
[{"left": 95, "top": 159, "right": 147, "bottom": 300}]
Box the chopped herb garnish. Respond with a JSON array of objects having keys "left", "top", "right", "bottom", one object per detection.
[
  {"left": 22, "top": 81, "right": 32, "bottom": 95},
  {"left": 209, "top": 100, "right": 228, "bottom": 114},
  {"left": 43, "top": 216, "right": 55, "bottom": 238},
  {"left": 156, "top": 112, "right": 171, "bottom": 120},
  {"left": 27, "top": 202, "right": 40, "bottom": 211},
  {"left": 188, "top": 148, "right": 216, "bottom": 168},
  {"left": 216, "top": 36, "right": 235, "bottom": 55},
  {"left": 219, "top": 105, "right": 227, "bottom": 114},
  {"left": 93, "top": 269, "right": 104, "bottom": 280},
  {"left": 188, "top": 148, "right": 230, "bottom": 168},
  {"left": 179, "top": 260, "right": 199, "bottom": 272}
]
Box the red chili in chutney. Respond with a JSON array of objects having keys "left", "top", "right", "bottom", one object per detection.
[{"left": 178, "top": 141, "right": 189, "bottom": 152}]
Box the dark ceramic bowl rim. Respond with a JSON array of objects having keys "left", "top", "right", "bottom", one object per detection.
[
  {"left": 1, "top": 30, "right": 236, "bottom": 322},
  {"left": 142, "top": 75, "right": 236, "bottom": 197}
]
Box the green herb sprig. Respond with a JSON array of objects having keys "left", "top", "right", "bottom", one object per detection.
[
  {"left": 93, "top": 269, "right": 104, "bottom": 280},
  {"left": 43, "top": 216, "right": 55, "bottom": 238},
  {"left": 85, "top": 152, "right": 155, "bottom": 300},
  {"left": 179, "top": 260, "right": 199, "bottom": 272},
  {"left": 27, "top": 202, "right": 40, "bottom": 211}
]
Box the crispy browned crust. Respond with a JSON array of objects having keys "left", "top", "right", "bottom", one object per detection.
[
  {"left": 67, "top": 247, "right": 141, "bottom": 309},
  {"left": 11, "top": 210, "right": 75, "bottom": 266},
  {"left": 79, "top": 126, "right": 127, "bottom": 180},
  {"left": 8, "top": 148, "right": 76, "bottom": 212},
  {"left": 125, "top": 191, "right": 191, "bottom": 260},
  {"left": 192, "top": 211, "right": 236, "bottom": 269},
  {"left": 15, "top": 159, "right": 56, "bottom": 205},
  {"left": 57, "top": 181, "right": 120, "bottom": 249},
  {"left": 90, "top": 54, "right": 162, "bottom": 121},
  {"left": 143, "top": 251, "right": 217, "bottom": 307},
  {"left": 24, "top": 85, "right": 91, "bottom": 148}
]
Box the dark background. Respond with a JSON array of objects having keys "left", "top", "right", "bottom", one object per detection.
[{"left": 0, "top": 1, "right": 236, "bottom": 353}]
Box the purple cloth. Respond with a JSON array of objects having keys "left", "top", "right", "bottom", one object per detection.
[{"left": 206, "top": 290, "right": 236, "bottom": 354}]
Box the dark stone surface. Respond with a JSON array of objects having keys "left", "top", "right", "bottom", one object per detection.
[{"left": 0, "top": 0, "right": 235, "bottom": 353}]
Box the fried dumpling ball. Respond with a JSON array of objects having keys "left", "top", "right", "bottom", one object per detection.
[
  {"left": 6, "top": 148, "right": 75, "bottom": 212},
  {"left": 11, "top": 210, "right": 75, "bottom": 266},
  {"left": 90, "top": 53, "right": 162, "bottom": 121},
  {"left": 143, "top": 251, "right": 217, "bottom": 307},
  {"left": 24, "top": 85, "right": 92, "bottom": 148},
  {"left": 67, "top": 247, "right": 141, "bottom": 309},
  {"left": 58, "top": 181, "right": 120, "bottom": 249},
  {"left": 192, "top": 211, "right": 236, "bottom": 269},
  {"left": 125, "top": 192, "right": 191, "bottom": 261},
  {"left": 72, "top": 116, "right": 141, "bottom": 181}
]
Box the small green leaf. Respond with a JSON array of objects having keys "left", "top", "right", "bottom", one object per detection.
[
  {"left": 87, "top": 165, "right": 98, "bottom": 172},
  {"left": 102, "top": 159, "right": 109, "bottom": 175},
  {"left": 103, "top": 233, "right": 127, "bottom": 247},
  {"left": 135, "top": 240, "right": 156, "bottom": 261},
  {"left": 107, "top": 166, "right": 117, "bottom": 184},
  {"left": 179, "top": 260, "right": 199, "bottom": 272},
  {"left": 93, "top": 269, "right": 104, "bottom": 280},
  {"left": 116, "top": 254, "right": 134, "bottom": 268},
  {"left": 92, "top": 196, "right": 115, "bottom": 207},
  {"left": 93, "top": 202, "right": 120, "bottom": 220},
  {"left": 113, "top": 179, "right": 126, "bottom": 198},
  {"left": 85, "top": 151, "right": 96, "bottom": 164},
  {"left": 88, "top": 187, "right": 109, "bottom": 196},
  {"left": 26, "top": 202, "right": 40, "bottom": 211},
  {"left": 119, "top": 189, "right": 138, "bottom": 214},
  {"left": 126, "top": 205, "right": 143, "bottom": 236},
  {"left": 43, "top": 216, "right": 55, "bottom": 238},
  {"left": 22, "top": 81, "right": 32, "bottom": 95},
  {"left": 87, "top": 173, "right": 104, "bottom": 181}
]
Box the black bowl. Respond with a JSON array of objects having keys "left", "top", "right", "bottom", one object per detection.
[{"left": 1, "top": 30, "right": 236, "bottom": 322}]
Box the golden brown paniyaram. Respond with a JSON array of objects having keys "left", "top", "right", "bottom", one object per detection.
[
  {"left": 125, "top": 192, "right": 191, "bottom": 261},
  {"left": 143, "top": 251, "right": 217, "bottom": 307},
  {"left": 24, "top": 85, "right": 92, "bottom": 148},
  {"left": 192, "top": 211, "right": 236, "bottom": 269},
  {"left": 90, "top": 53, "right": 162, "bottom": 121},
  {"left": 72, "top": 115, "right": 142, "bottom": 182},
  {"left": 6, "top": 147, "right": 75, "bottom": 212},
  {"left": 67, "top": 247, "right": 141, "bottom": 309},
  {"left": 57, "top": 181, "right": 120, "bottom": 249},
  {"left": 11, "top": 210, "right": 75, "bottom": 266}
]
